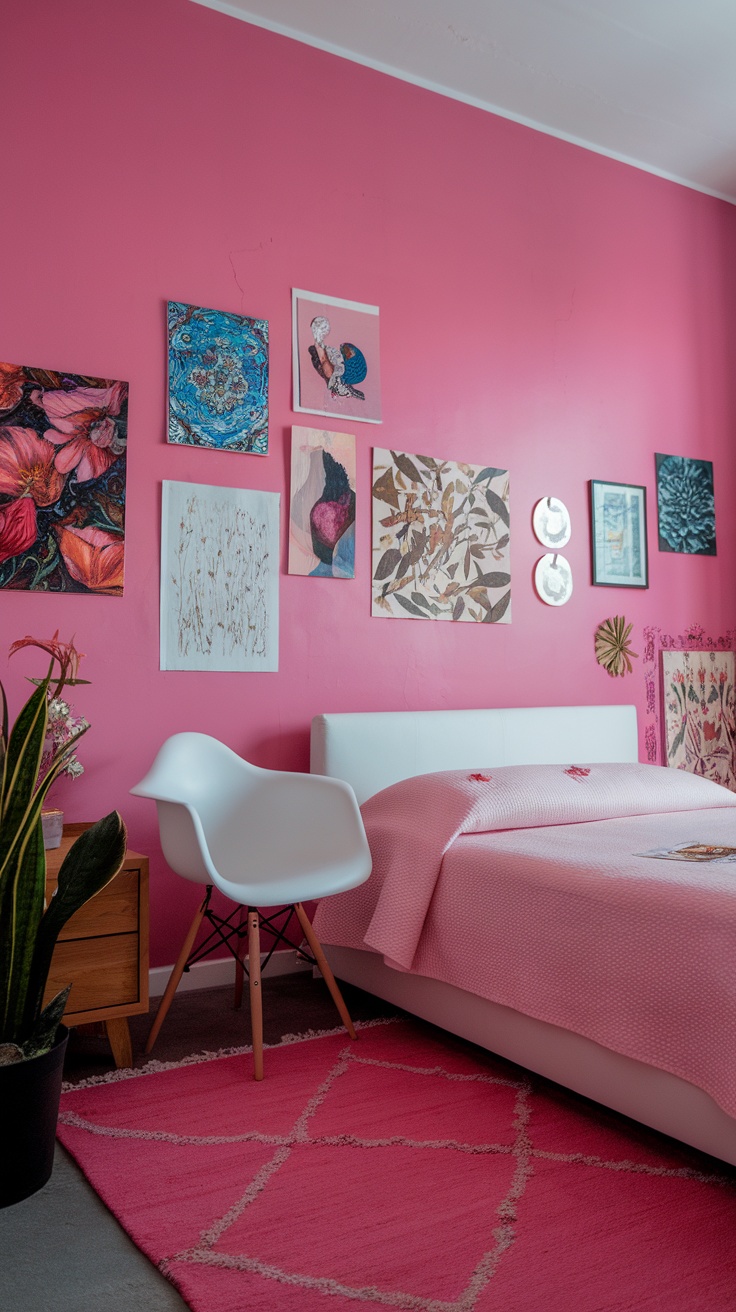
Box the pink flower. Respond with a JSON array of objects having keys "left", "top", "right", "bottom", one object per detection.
[
  {"left": 0, "top": 496, "right": 37, "bottom": 564},
  {"left": 33, "top": 381, "right": 127, "bottom": 483},
  {"left": 54, "top": 523, "right": 124, "bottom": 593},
  {"left": 0, "top": 426, "right": 66, "bottom": 506},
  {"left": 0, "top": 363, "right": 26, "bottom": 416}
]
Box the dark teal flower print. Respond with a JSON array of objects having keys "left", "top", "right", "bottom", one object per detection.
[{"left": 656, "top": 454, "right": 715, "bottom": 555}]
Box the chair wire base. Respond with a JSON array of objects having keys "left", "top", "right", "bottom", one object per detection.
[{"left": 184, "top": 888, "right": 316, "bottom": 978}]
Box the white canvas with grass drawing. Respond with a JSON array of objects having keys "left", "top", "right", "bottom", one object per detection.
[{"left": 160, "top": 480, "right": 279, "bottom": 671}]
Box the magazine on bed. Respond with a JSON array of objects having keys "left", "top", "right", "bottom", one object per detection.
[{"left": 638, "top": 842, "right": 736, "bottom": 863}]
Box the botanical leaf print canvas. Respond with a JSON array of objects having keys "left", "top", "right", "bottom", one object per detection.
[
  {"left": 661, "top": 649, "right": 736, "bottom": 790},
  {"left": 168, "top": 302, "right": 268, "bottom": 454},
  {"left": 0, "top": 361, "right": 126, "bottom": 595},
  {"left": 372, "top": 449, "right": 511, "bottom": 623},
  {"left": 656, "top": 454, "right": 715, "bottom": 555}
]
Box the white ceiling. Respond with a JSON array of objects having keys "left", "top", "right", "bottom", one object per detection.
[{"left": 190, "top": 0, "right": 736, "bottom": 204}]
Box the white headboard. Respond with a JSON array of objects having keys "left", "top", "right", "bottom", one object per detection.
[{"left": 311, "top": 705, "right": 639, "bottom": 804}]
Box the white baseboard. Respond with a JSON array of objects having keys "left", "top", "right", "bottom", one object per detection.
[{"left": 149, "top": 949, "right": 310, "bottom": 998}]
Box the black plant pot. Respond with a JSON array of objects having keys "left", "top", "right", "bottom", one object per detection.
[{"left": 0, "top": 1025, "right": 69, "bottom": 1209}]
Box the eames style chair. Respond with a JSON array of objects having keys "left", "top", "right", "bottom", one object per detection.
[{"left": 131, "top": 732, "right": 372, "bottom": 1079}]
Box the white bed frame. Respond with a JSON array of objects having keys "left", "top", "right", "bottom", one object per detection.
[{"left": 311, "top": 706, "right": 736, "bottom": 1167}]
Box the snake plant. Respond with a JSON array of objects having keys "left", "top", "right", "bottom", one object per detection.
[{"left": 0, "top": 649, "right": 127, "bottom": 1063}]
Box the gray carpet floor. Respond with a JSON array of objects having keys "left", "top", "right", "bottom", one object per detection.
[{"left": 0, "top": 973, "right": 396, "bottom": 1312}]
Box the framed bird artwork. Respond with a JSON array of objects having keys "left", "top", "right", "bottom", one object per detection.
[{"left": 292, "top": 289, "right": 382, "bottom": 424}]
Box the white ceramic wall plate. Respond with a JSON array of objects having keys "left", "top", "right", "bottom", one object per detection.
[
  {"left": 534, "top": 553, "right": 573, "bottom": 606},
  {"left": 532, "top": 497, "right": 571, "bottom": 549}
]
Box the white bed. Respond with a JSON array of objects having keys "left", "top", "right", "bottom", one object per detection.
[{"left": 311, "top": 704, "right": 736, "bottom": 1167}]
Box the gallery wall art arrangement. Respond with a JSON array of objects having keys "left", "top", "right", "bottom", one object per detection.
[
  {"left": 167, "top": 301, "right": 269, "bottom": 455},
  {"left": 371, "top": 449, "right": 511, "bottom": 623},
  {"left": 0, "top": 361, "right": 127, "bottom": 594},
  {"left": 288, "top": 426, "right": 356, "bottom": 578},
  {"left": 5, "top": 0, "right": 736, "bottom": 968},
  {"left": 160, "top": 480, "right": 279, "bottom": 672}
]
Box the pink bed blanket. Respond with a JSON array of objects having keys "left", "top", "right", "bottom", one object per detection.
[{"left": 314, "top": 762, "right": 736, "bottom": 1117}]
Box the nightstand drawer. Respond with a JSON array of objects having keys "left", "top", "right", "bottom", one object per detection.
[
  {"left": 44, "top": 932, "right": 140, "bottom": 1015},
  {"left": 48, "top": 869, "right": 140, "bottom": 942}
]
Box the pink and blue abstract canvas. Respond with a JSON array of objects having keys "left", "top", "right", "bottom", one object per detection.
[
  {"left": 288, "top": 426, "right": 356, "bottom": 578},
  {"left": 167, "top": 301, "right": 268, "bottom": 454}
]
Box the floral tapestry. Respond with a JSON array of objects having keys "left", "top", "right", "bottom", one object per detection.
[
  {"left": 168, "top": 301, "right": 269, "bottom": 455},
  {"left": 661, "top": 649, "right": 736, "bottom": 790},
  {"left": 655, "top": 454, "right": 715, "bottom": 555},
  {"left": 372, "top": 448, "right": 510, "bottom": 622},
  {"left": 0, "top": 361, "right": 126, "bottom": 595}
]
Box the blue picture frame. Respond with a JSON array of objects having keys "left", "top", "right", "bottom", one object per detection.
[{"left": 590, "top": 480, "right": 648, "bottom": 588}]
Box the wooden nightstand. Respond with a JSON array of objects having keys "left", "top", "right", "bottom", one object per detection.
[{"left": 42, "top": 822, "right": 149, "bottom": 1068}]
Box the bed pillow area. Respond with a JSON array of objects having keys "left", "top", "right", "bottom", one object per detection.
[
  {"left": 362, "top": 761, "right": 736, "bottom": 839},
  {"left": 359, "top": 762, "right": 736, "bottom": 969}
]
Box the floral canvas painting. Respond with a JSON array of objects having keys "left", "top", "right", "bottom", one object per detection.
[
  {"left": 292, "top": 290, "right": 381, "bottom": 425},
  {"left": 168, "top": 302, "right": 268, "bottom": 455},
  {"left": 160, "top": 481, "right": 279, "bottom": 672},
  {"left": 288, "top": 426, "right": 355, "bottom": 578},
  {"left": 656, "top": 454, "right": 715, "bottom": 555},
  {"left": 661, "top": 649, "right": 735, "bottom": 789},
  {"left": 0, "top": 361, "right": 126, "bottom": 594},
  {"left": 372, "top": 448, "right": 511, "bottom": 622}
]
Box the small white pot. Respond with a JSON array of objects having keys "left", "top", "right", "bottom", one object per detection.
[{"left": 41, "top": 810, "right": 64, "bottom": 850}]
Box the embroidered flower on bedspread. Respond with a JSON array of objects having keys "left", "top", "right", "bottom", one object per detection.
[{"left": 564, "top": 765, "right": 591, "bottom": 780}]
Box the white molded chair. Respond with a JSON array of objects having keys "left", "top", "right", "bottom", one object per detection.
[{"left": 131, "top": 732, "right": 372, "bottom": 1079}]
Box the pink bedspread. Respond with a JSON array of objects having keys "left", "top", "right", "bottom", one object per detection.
[{"left": 314, "top": 763, "right": 736, "bottom": 1117}]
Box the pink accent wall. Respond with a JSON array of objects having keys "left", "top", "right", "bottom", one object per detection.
[{"left": 3, "top": 0, "right": 736, "bottom": 966}]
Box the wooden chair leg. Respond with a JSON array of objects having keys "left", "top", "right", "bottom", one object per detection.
[
  {"left": 248, "top": 909, "right": 264, "bottom": 1080},
  {"left": 294, "top": 903, "right": 357, "bottom": 1040},
  {"left": 233, "top": 906, "right": 247, "bottom": 1010},
  {"left": 145, "top": 894, "right": 208, "bottom": 1055}
]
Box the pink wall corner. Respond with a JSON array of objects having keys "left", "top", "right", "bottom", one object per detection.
[{"left": 3, "top": 0, "right": 736, "bottom": 966}]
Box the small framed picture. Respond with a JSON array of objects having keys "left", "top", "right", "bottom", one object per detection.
[
  {"left": 590, "top": 480, "right": 648, "bottom": 588},
  {"left": 292, "top": 289, "right": 381, "bottom": 424}
]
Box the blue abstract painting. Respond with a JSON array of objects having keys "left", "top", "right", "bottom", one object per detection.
[
  {"left": 656, "top": 454, "right": 715, "bottom": 555},
  {"left": 167, "top": 301, "right": 268, "bottom": 454}
]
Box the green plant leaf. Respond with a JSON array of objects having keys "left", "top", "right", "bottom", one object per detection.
[
  {"left": 0, "top": 816, "right": 45, "bottom": 1044},
  {"left": 21, "top": 986, "right": 71, "bottom": 1060},
  {"left": 25, "top": 814, "right": 127, "bottom": 1032}
]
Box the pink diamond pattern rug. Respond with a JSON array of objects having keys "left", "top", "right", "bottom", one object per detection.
[{"left": 57, "top": 1019, "right": 736, "bottom": 1311}]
